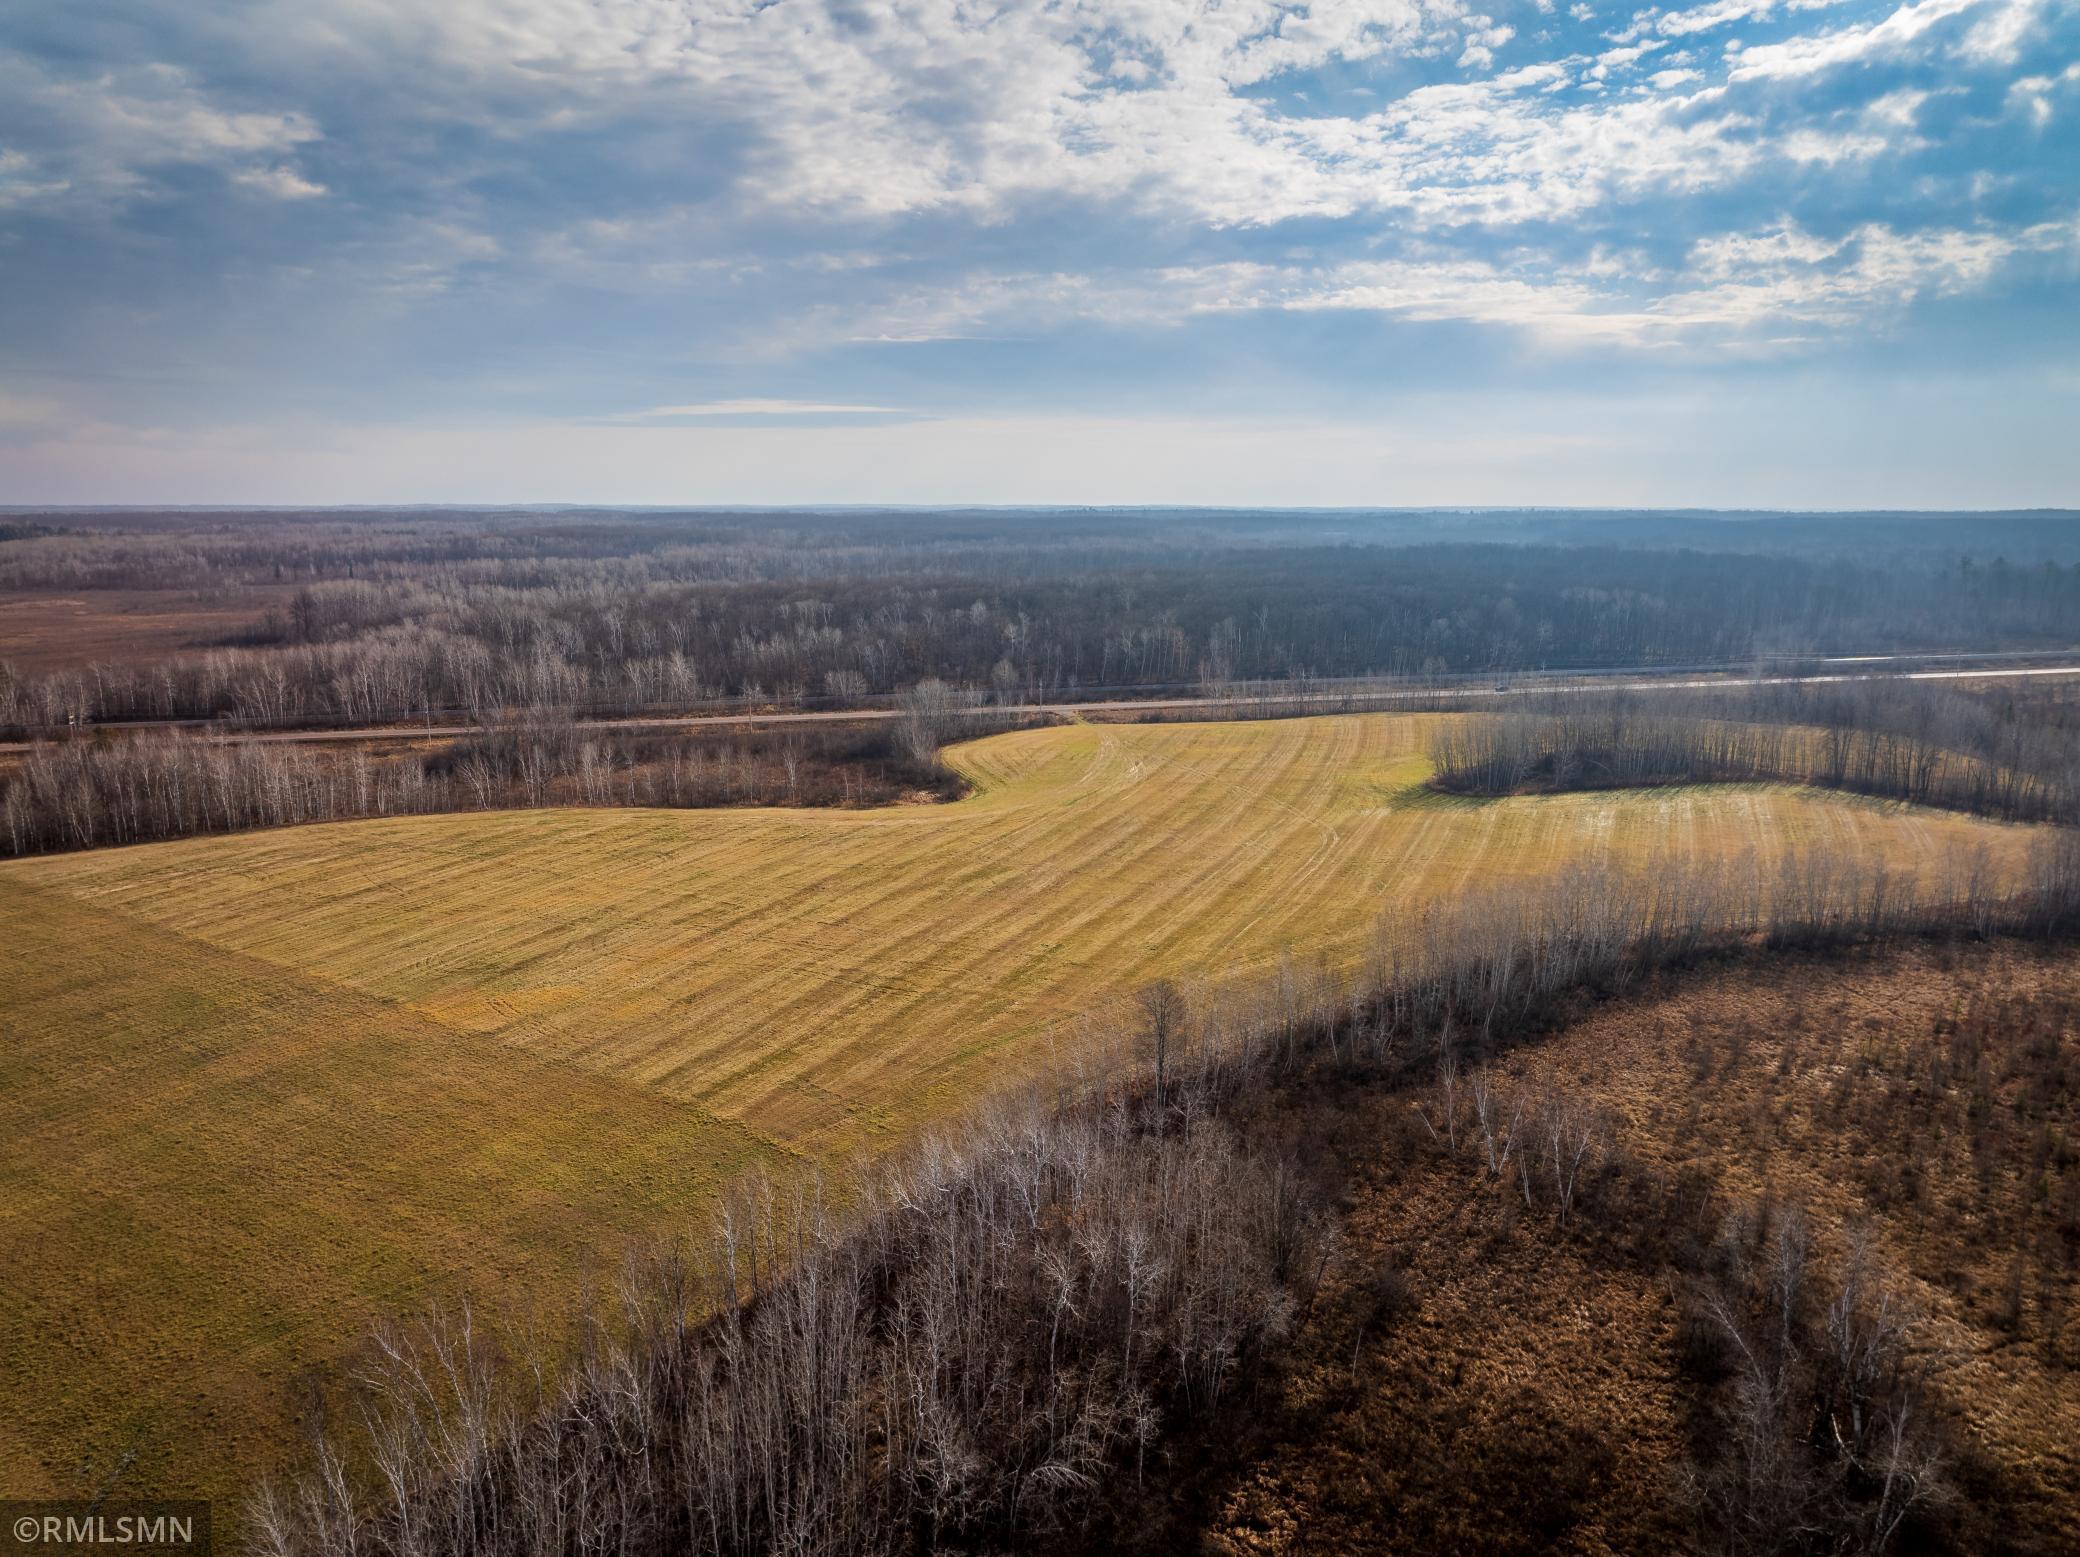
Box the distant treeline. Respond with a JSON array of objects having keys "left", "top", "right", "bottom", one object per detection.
[
  {"left": 12, "top": 676, "right": 2076, "bottom": 860},
  {"left": 252, "top": 838, "right": 2080, "bottom": 1557},
  {"left": 1428, "top": 681, "right": 2080, "bottom": 823},
  {"left": 7, "top": 509, "right": 2080, "bottom": 733},
  {"left": 0, "top": 682, "right": 1011, "bottom": 857},
  {"left": 0, "top": 717, "right": 978, "bottom": 857}
]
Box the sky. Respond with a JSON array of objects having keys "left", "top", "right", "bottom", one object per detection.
[{"left": 0, "top": 0, "right": 2075, "bottom": 506}]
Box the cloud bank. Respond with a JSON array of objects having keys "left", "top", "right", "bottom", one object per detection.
[{"left": 0, "top": 0, "right": 2074, "bottom": 500}]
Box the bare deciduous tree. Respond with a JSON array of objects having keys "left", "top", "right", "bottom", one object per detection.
[{"left": 1138, "top": 979, "right": 1185, "bottom": 1112}]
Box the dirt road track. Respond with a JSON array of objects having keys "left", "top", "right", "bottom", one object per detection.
[{"left": 6, "top": 657, "right": 2080, "bottom": 754}]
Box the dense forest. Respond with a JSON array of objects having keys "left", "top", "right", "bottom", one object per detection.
[{"left": 4, "top": 508, "right": 2079, "bottom": 733}]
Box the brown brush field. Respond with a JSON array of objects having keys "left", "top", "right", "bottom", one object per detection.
[
  {"left": 0, "top": 713, "right": 2048, "bottom": 1515},
  {"left": 1175, "top": 942, "right": 2079, "bottom": 1555},
  {"left": 0, "top": 587, "right": 300, "bottom": 674}
]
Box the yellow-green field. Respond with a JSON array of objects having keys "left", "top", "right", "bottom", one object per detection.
[{"left": 0, "top": 714, "right": 2041, "bottom": 1511}]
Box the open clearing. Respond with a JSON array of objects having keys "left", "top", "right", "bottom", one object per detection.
[
  {"left": 0, "top": 587, "right": 301, "bottom": 674},
  {"left": 0, "top": 713, "right": 2044, "bottom": 1510}
]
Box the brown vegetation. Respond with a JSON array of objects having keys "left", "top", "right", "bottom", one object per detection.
[
  {"left": 1166, "top": 944, "right": 2080, "bottom": 1556},
  {"left": 0, "top": 586, "right": 302, "bottom": 673}
]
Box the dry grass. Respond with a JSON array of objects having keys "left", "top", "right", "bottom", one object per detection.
[
  {"left": 0, "top": 885, "right": 775, "bottom": 1514},
  {"left": 1186, "top": 942, "right": 2080, "bottom": 1555},
  {"left": 0, "top": 713, "right": 2046, "bottom": 1514},
  {"left": 0, "top": 587, "right": 297, "bottom": 673},
  {"left": 1498, "top": 944, "right": 2080, "bottom": 1549},
  {"left": 1202, "top": 1142, "right": 1695, "bottom": 1556}
]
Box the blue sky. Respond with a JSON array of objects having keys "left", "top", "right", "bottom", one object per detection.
[{"left": 0, "top": 0, "right": 2074, "bottom": 505}]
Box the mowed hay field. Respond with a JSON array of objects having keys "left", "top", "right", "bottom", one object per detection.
[{"left": 0, "top": 713, "right": 2045, "bottom": 1511}]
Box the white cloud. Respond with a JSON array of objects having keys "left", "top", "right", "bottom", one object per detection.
[
  {"left": 209, "top": 1, "right": 1763, "bottom": 230},
  {"left": 86, "top": 75, "right": 319, "bottom": 159},
  {"left": 1, "top": 60, "right": 325, "bottom": 206},
  {"left": 1597, "top": 42, "right": 1663, "bottom": 66},
  {"left": 632, "top": 399, "right": 907, "bottom": 417},
  {"left": 1654, "top": 0, "right": 1780, "bottom": 37},
  {"left": 232, "top": 165, "right": 327, "bottom": 199},
  {"left": 1458, "top": 16, "right": 1517, "bottom": 69},
  {"left": 1956, "top": 0, "right": 2048, "bottom": 63},
  {"left": 8, "top": 0, "right": 2044, "bottom": 244},
  {"left": 0, "top": 149, "right": 70, "bottom": 207},
  {"left": 797, "top": 213, "right": 2075, "bottom": 356},
  {"left": 3, "top": 0, "right": 2070, "bottom": 469},
  {"left": 1729, "top": 0, "right": 1983, "bottom": 81},
  {"left": 1649, "top": 219, "right": 2074, "bottom": 339},
  {"left": 2007, "top": 61, "right": 2080, "bottom": 126}
]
